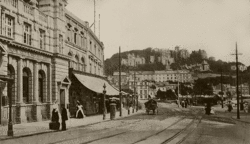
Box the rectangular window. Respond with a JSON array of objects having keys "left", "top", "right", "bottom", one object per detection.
[
  {"left": 24, "top": 23, "right": 31, "bottom": 45},
  {"left": 5, "top": 15, "right": 14, "bottom": 38},
  {"left": 94, "top": 45, "right": 96, "bottom": 55},
  {"left": 59, "top": 34, "right": 63, "bottom": 53},
  {"left": 74, "top": 32, "right": 77, "bottom": 44},
  {"left": 90, "top": 41, "right": 92, "bottom": 51},
  {"left": 39, "top": 29, "right": 45, "bottom": 49}
]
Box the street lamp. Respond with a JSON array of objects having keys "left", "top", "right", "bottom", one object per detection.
[
  {"left": 136, "top": 92, "right": 138, "bottom": 112},
  {"left": 7, "top": 78, "right": 14, "bottom": 136},
  {"left": 103, "top": 83, "right": 106, "bottom": 120}
]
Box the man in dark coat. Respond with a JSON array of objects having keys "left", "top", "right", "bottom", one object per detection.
[{"left": 61, "top": 106, "right": 68, "bottom": 130}]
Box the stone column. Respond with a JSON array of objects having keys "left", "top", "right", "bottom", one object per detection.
[
  {"left": 47, "top": 63, "right": 52, "bottom": 119},
  {"left": 33, "top": 62, "right": 38, "bottom": 103},
  {"left": 16, "top": 58, "right": 26, "bottom": 123},
  {"left": 17, "top": 58, "right": 23, "bottom": 103},
  {"left": 33, "top": 62, "right": 42, "bottom": 121}
]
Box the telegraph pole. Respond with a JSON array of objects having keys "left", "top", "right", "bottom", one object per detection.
[
  {"left": 220, "top": 69, "right": 223, "bottom": 108},
  {"left": 231, "top": 42, "right": 241, "bottom": 119},
  {"left": 119, "top": 47, "right": 122, "bottom": 117},
  {"left": 133, "top": 65, "right": 136, "bottom": 113},
  {"left": 94, "top": 0, "right": 96, "bottom": 34}
]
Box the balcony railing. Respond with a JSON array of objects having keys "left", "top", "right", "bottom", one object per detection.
[
  {"left": 39, "top": 11, "right": 47, "bottom": 22},
  {"left": 24, "top": 2, "right": 33, "bottom": 15},
  {"left": 3, "top": 0, "right": 17, "bottom": 8}
]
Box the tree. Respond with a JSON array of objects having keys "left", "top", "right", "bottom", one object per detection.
[
  {"left": 166, "top": 89, "right": 176, "bottom": 100},
  {"left": 156, "top": 89, "right": 166, "bottom": 100}
]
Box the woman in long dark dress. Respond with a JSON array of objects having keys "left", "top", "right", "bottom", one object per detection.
[{"left": 50, "top": 108, "right": 60, "bottom": 130}]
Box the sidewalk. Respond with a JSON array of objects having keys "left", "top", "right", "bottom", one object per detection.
[
  {"left": 212, "top": 105, "right": 250, "bottom": 124},
  {"left": 0, "top": 108, "right": 142, "bottom": 140}
]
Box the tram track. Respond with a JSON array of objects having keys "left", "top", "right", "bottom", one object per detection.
[
  {"left": 52, "top": 119, "right": 144, "bottom": 144},
  {"left": 162, "top": 115, "right": 202, "bottom": 144},
  {"left": 53, "top": 106, "right": 203, "bottom": 144}
]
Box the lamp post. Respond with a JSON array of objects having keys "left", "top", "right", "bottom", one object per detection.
[
  {"left": 7, "top": 79, "right": 14, "bottom": 136},
  {"left": 136, "top": 92, "right": 138, "bottom": 112},
  {"left": 103, "top": 83, "right": 106, "bottom": 120}
]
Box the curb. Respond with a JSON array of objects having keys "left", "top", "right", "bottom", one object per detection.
[
  {"left": 231, "top": 116, "right": 250, "bottom": 124},
  {"left": 0, "top": 110, "right": 143, "bottom": 141}
]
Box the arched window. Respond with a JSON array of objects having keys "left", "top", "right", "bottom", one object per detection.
[
  {"left": 23, "top": 69, "right": 30, "bottom": 103},
  {"left": 38, "top": 71, "right": 44, "bottom": 103}
]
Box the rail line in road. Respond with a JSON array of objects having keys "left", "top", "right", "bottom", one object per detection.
[
  {"left": 134, "top": 109, "right": 203, "bottom": 144},
  {"left": 131, "top": 116, "right": 187, "bottom": 144},
  {"left": 52, "top": 119, "right": 144, "bottom": 144},
  {"left": 162, "top": 116, "right": 202, "bottom": 144},
  {"left": 52, "top": 106, "right": 203, "bottom": 144}
]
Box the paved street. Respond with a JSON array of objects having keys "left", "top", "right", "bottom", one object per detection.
[{"left": 1, "top": 103, "right": 250, "bottom": 144}]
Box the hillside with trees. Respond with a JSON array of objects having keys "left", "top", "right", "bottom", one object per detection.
[{"left": 104, "top": 47, "right": 250, "bottom": 79}]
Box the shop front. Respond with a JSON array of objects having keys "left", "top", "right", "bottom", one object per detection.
[{"left": 69, "top": 70, "right": 119, "bottom": 117}]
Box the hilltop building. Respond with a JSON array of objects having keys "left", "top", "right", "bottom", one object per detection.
[{"left": 121, "top": 53, "right": 145, "bottom": 67}]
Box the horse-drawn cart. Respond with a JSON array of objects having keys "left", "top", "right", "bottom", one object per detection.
[{"left": 144, "top": 99, "right": 158, "bottom": 115}]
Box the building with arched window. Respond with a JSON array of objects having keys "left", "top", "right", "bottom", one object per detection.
[{"left": 0, "top": 0, "right": 107, "bottom": 125}]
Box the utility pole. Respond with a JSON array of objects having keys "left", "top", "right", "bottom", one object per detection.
[
  {"left": 220, "top": 68, "right": 223, "bottom": 108},
  {"left": 133, "top": 64, "right": 136, "bottom": 113},
  {"left": 119, "top": 47, "right": 122, "bottom": 117},
  {"left": 94, "top": 0, "right": 96, "bottom": 34},
  {"left": 231, "top": 42, "right": 241, "bottom": 119}
]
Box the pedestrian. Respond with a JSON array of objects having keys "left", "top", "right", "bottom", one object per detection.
[
  {"left": 227, "top": 101, "right": 233, "bottom": 112},
  {"left": 76, "top": 101, "right": 85, "bottom": 118},
  {"left": 184, "top": 99, "right": 188, "bottom": 108},
  {"left": 61, "top": 105, "right": 68, "bottom": 131},
  {"left": 205, "top": 102, "right": 211, "bottom": 115},
  {"left": 49, "top": 108, "right": 60, "bottom": 130},
  {"left": 244, "top": 102, "right": 248, "bottom": 113}
]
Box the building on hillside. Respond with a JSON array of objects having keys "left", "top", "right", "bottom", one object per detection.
[
  {"left": 128, "top": 70, "right": 193, "bottom": 83},
  {"left": 121, "top": 53, "right": 145, "bottom": 67},
  {"left": 200, "top": 60, "right": 210, "bottom": 71},
  {"left": 200, "top": 50, "right": 207, "bottom": 59},
  {"left": 209, "top": 57, "right": 216, "bottom": 61},
  {"left": 213, "top": 84, "right": 250, "bottom": 97},
  {"left": 179, "top": 49, "right": 190, "bottom": 59},
  {"left": 150, "top": 56, "right": 155, "bottom": 63},
  {"left": 0, "top": 0, "right": 115, "bottom": 125},
  {"left": 128, "top": 79, "right": 150, "bottom": 100},
  {"left": 109, "top": 72, "right": 129, "bottom": 89}
]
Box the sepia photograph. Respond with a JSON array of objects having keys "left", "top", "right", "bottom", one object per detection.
[{"left": 0, "top": 0, "right": 250, "bottom": 143}]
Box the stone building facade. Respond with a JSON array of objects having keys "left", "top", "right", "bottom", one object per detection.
[
  {"left": 0, "top": 0, "right": 105, "bottom": 125},
  {"left": 121, "top": 53, "right": 145, "bottom": 67}
]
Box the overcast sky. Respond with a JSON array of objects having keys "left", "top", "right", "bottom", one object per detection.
[{"left": 67, "top": 0, "right": 250, "bottom": 66}]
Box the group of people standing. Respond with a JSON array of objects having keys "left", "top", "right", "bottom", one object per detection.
[
  {"left": 181, "top": 99, "right": 189, "bottom": 108},
  {"left": 50, "top": 105, "right": 68, "bottom": 131},
  {"left": 50, "top": 101, "right": 86, "bottom": 131}
]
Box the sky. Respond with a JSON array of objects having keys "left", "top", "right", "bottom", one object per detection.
[{"left": 67, "top": 0, "right": 250, "bottom": 66}]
